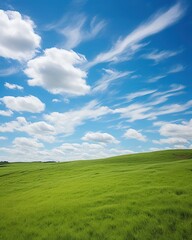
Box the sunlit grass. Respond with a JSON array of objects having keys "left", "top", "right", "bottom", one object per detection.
[{"left": 0, "top": 150, "right": 192, "bottom": 240}]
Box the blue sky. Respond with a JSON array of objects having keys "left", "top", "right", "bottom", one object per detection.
[{"left": 0, "top": 0, "right": 192, "bottom": 162}]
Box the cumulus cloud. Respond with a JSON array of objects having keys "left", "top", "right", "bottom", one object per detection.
[
  {"left": 52, "top": 142, "right": 132, "bottom": 161},
  {"left": 0, "top": 10, "right": 41, "bottom": 61},
  {"left": 4, "top": 82, "right": 23, "bottom": 90},
  {"left": 124, "top": 128, "right": 147, "bottom": 142},
  {"left": 0, "top": 109, "right": 13, "bottom": 116},
  {"left": 0, "top": 95, "right": 45, "bottom": 113},
  {"left": 0, "top": 117, "right": 55, "bottom": 142},
  {"left": 89, "top": 2, "right": 185, "bottom": 66},
  {"left": 25, "top": 47, "right": 90, "bottom": 96},
  {"left": 52, "top": 98, "right": 61, "bottom": 103},
  {"left": 82, "top": 131, "right": 120, "bottom": 144},
  {"left": 0, "top": 101, "right": 112, "bottom": 141},
  {"left": 159, "top": 119, "right": 192, "bottom": 140},
  {"left": 0, "top": 141, "right": 133, "bottom": 162},
  {"left": 13, "top": 137, "right": 44, "bottom": 149}
]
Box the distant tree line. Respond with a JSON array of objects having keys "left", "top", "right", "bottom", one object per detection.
[{"left": 0, "top": 161, "right": 9, "bottom": 165}]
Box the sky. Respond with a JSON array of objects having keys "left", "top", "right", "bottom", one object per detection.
[{"left": 0, "top": 0, "right": 192, "bottom": 162}]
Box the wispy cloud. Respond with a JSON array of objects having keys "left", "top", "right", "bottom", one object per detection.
[
  {"left": 142, "top": 49, "right": 182, "bottom": 63},
  {"left": 4, "top": 82, "right": 23, "bottom": 90},
  {"left": 168, "top": 64, "right": 185, "bottom": 73},
  {"left": 148, "top": 64, "right": 185, "bottom": 82},
  {"left": 92, "top": 68, "right": 131, "bottom": 93},
  {"left": 0, "top": 67, "right": 19, "bottom": 76},
  {"left": 125, "top": 89, "right": 156, "bottom": 102},
  {"left": 148, "top": 75, "right": 166, "bottom": 83},
  {"left": 89, "top": 2, "right": 186, "bottom": 67},
  {"left": 113, "top": 84, "right": 189, "bottom": 122},
  {"left": 46, "top": 14, "right": 106, "bottom": 49},
  {"left": 44, "top": 100, "right": 112, "bottom": 136}
]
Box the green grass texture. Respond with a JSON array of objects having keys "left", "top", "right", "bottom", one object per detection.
[{"left": 1, "top": 150, "right": 192, "bottom": 240}]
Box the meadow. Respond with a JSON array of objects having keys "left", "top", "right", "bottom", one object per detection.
[{"left": 0, "top": 150, "right": 192, "bottom": 240}]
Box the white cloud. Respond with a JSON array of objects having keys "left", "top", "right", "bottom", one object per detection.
[
  {"left": 125, "top": 89, "right": 156, "bottom": 101},
  {"left": 0, "top": 10, "right": 41, "bottom": 61},
  {"left": 52, "top": 98, "right": 61, "bottom": 103},
  {"left": 82, "top": 131, "right": 119, "bottom": 144},
  {"left": 57, "top": 15, "right": 106, "bottom": 49},
  {"left": 115, "top": 100, "right": 192, "bottom": 122},
  {"left": 0, "top": 136, "right": 7, "bottom": 140},
  {"left": 13, "top": 137, "right": 44, "bottom": 149},
  {"left": 114, "top": 85, "right": 191, "bottom": 122},
  {"left": 0, "top": 117, "right": 55, "bottom": 142},
  {"left": 44, "top": 100, "right": 112, "bottom": 136},
  {"left": 148, "top": 64, "right": 185, "bottom": 83},
  {"left": 0, "top": 109, "right": 13, "bottom": 116},
  {"left": 25, "top": 48, "right": 90, "bottom": 96},
  {"left": 21, "top": 121, "right": 56, "bottom": 142},
  {"left": 148, "top": 75, "right": 166, "bottom": 83},
  {"left": 89, "top": 2, "right": 185, "bottom": 66},
  {"left": 0, "top": 67, "right": 19, "bottom": 76},
  {"left": 153, "top": 137, "right": 189, "bottom": 145},
  {"left": 0, "top": 101, "right": 112, "bottom": 141},
  {"left": 159, "top": 119, "right": 192, "bottom": 140},
  {"left": 52, "top": 142, "right": 132, "bottom": 161},
  {"left": 0, "top": 95, "right": 45, "bottom": 113},
  {"left": 124, "top": 128, "right": 147, "bottom": 141},
  {"left": 173, "top": 144, "right": 187, "bottom": 149},
  {"left": 143, "top": 49, "right": 181, "bottom": 63},
  {"left": 149, "top": 147, "right": 161, "bottom": 152},
  {"left": 168, "top": 64, "right": 185, "bottom": 73},
  {"left": 92, "top": 69, "right": 131, "bottom": 93},
  {"left": 0, "top": 141, "right": 133, "bottom": 162},
  {"left": 64, "top": 143, "right": 132, "bottom": 159},
  {"left": 151, "top": 84, "right": 185, "bottom": 98},
  {"left": 4, "top": 82, "right": 23, "bottom": 90}
]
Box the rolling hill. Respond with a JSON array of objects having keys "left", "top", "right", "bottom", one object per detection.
[{"left": 0, "top": 150, "right": 192, "bottom": 240}]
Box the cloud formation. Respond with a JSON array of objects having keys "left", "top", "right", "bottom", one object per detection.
[
  {"left": 82, "top": 131, "right": 119, "bottom": 144},
  {"left": 89, "top": 2, "right": 185, "bottom": 66},
  {"left": 0, "top": 95, "right": 45, "bottom": 113},
  {"left": 0, "top": 110, "right": 13, "bottom": 117},
  {"left": 44, "top": 100, "right": 112, "bottom": 135},
  {"left": 92, "top": 69, "right": 131, "bottom": 93},
  {"left": 159, "top": 119, "right": 192, "bottom": 140},
  {"left": 0, "top": 117, "right": 55, "bottom": 142},
  {"left": 25, "top": 48, "right": 90, "bottom": 96},
  {"left": 4, "top": 82, "right": 23, "bottom": 90},
  {"left": 143, "top": 49, "right": 181, "bottom": 63},
  {"left": 0, "top": 10, "right": 41, "bottom": 61},
  {"left": 56, "top": 15, "right": 106, "bottom": 49},
  {"left": 124, "top": 128, "right": 147, "bottom": 141}
]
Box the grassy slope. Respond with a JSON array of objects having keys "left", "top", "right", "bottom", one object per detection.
[{"left": 0, "top": 150, "right": 192, "bottom": 240}]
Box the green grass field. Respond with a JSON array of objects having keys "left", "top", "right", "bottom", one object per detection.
[{"left": 0, "top": 150, "right": 192, "bottom": 240}]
